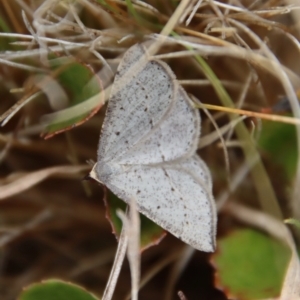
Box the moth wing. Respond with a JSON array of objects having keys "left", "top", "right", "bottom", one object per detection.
[
  {"left": 98, "top": 44, "right": 177, "bottom": 163},
  {"left": 116, "top": 86, "right": 200, "bottom": 165},
  {"left": 103, "top": 155, "right": 216, "bottom": 252}
]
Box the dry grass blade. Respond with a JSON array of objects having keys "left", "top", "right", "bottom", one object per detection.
[
  {"left": 0, "top": 210, "right": 52, "bottom": 248},
  {"left": 0, "top": 165, "right": 89, "bottom": 200},
  {"left": 280, "top": 250, "right": 300, "bottom": 300},
  {"left": 164, "top": 246, "right": 195, "bottom": 300},
  {"left": 102, "top": 223, "right": 128, "bottom": 300},
  {"left": 199, "top": 104, "right": 300, "bottom": 126},
  {"left": 199, "top": 116, "right": 246, "bottom": 148},
  {"left": 0, "top": 92, "right": 43, "bottom": 126},
  {"left": 117, "top": 198, "right": 140, "bottom": 300},
  {"left": 178, "top": 291, "right": 188, "bottom": 300},
  {"left": 124, "top": 251, "right": 181, "bottom": 300}
]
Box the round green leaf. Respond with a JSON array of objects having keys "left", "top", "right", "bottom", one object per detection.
[
  {"left": 18, "top": 279, "right": 100, "bottom": 300},
  {"left": 258, "top": 120, "right": 297, "bottom": 180},
  {"left": 42, "top": 57, "right": 103, "bottom": 138},
  {"left": 214, "top": 229, "right": 291, "bottom": 300}
]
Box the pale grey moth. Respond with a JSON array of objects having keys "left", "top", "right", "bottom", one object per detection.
[{"left": 90, "top": 43, "right": 217, "bottom": 252}]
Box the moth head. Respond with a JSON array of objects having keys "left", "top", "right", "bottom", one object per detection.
[{"left": 86, "top": 163, "right": 104, "bottom": 185}]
